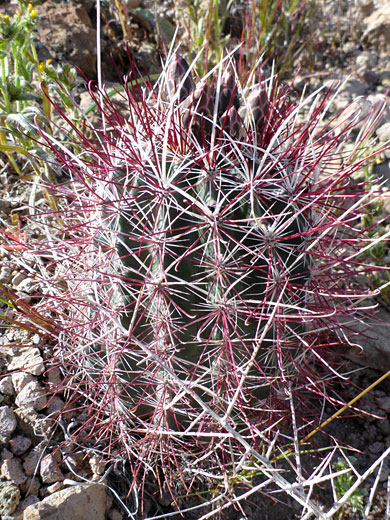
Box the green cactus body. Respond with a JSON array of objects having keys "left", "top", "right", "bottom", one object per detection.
[{"left": 97, "top": 76, "right": 310, "bottom": 429}]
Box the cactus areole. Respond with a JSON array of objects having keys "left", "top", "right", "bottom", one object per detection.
[{"left": 36, "top": 52, "right": 386, "bottom": 475}]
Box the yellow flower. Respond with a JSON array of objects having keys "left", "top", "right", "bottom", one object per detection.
[
  {"left": 28, "top": 3, "right": 33, "bottom": 10},
  {"left": 31, "top": 9, "right": 38, "bottom": 18},
  {"left": 3, "top": 14, "right": 10, "bottom": 22},
  {"left": 38, "top": 62, "right": 45, "bottom": 73}
]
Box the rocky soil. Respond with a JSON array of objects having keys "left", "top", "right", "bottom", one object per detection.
[{"left": 0, "top": 0, "right": 389, "bottom": 519}]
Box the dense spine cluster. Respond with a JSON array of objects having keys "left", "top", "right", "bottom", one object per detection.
[{"left": 33, "top": 52, "right": 385, "bottom": 480}]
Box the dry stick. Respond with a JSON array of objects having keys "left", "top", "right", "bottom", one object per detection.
[
  {"left": 299, "top": 369, "right": 390, "bottom": 446},
  {"left": 280, "top": 369, "right": 390, "bottom": 461}
]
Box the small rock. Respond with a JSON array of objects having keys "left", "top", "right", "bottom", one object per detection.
[
  {"left": 11, "top": 271, "right": 25, "bottom": 287},
  {"left": 40, "top": 481, "right": 64, "bottom": 498},
  {"left": 358, "top": 0, "right": 374, "bottom": 16},
  {"left": 368, "top": 441, "right": 385, "bottom": 454},
  {"left": 40, "top": 455, "right": 64, "bottom": 484},
  {"left": 22, "top": 483, "right": 107, "bottom": 520},
  {"left": 342, "top": 306, "right": 390, "bottom": 370},
  {"left": 1, "top": 456, "right": 28, "bottom": 485},
  {"left": 362, "top": 2, "right": 390, "bottom": 52},
  {"left": 376, "top": 122, "right": 390, "bottom": 143},
  {"left": 16, "top": 381, "right": 47, "bottom": 411},
  {"left": 12, "top": 372, "right": 34, "bottom": 393},
  {"left": 378, "top": 396, "right": 390, "bottom": 412},
  {"left": 360, "top": 69, "right": 379, "bottom": 88},
  {"left": 16, "top": 494, "right": 40, "bottom": 514},
  {"left": 0, "top": 481, "right": 21, "bottom": 515},
  {"left": 8, "top": 348, "right": 45, "bottom": 376},
  {"left": 46, "top": 367, "right": 63, "bottom": 389},
  {"left": 46, "top": 396, "right": 65, "bottom": 416},
  {"left": 330, "top": 78, "right": 369, "bottom": 114},
  {"left": 20, "top": 477, "right": 41, "bottom": 496},
  {"left": 0, "top": 405, "right": 17, "bottom": 443},
  {"left": 23, "top": 449, "right": 42, "bottom": 476},
  {"left": 0, "top": 265, "right": 12, "bottom": 283},
  {"left": 0, "top": 375, "right": 15, "bottom": 395},
  {"left": 108, "top": 508, "right": 123, "bottom": 520},
  {"left": 355, "top": 51, "right": 378, "bottom": 69},
  {"left": 379, "top": 457, "right": 390, "bottom": 482},
  {"left": 47, "top": 481, "right": 64, "bottom": 494},
  {"left": 89, "top": 455, "right": 106, "bottom": 476},
  {"left": 10, "top": 435, "right": 32, "bottom": 455},
  {"left": 14, "top": 407, "right": 41, "bottom": 437}
]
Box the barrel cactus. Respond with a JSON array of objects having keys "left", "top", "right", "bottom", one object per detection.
[{"left": 32, "top": 52, "right": 386, "bottom": 498}]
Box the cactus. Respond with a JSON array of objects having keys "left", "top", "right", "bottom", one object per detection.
[{"left": 33, "top": 52, "right": 388, "bottom": 492}]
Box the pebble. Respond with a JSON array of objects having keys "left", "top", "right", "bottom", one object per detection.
[
  {"left": 0, "top": 405, "right": 17, "bottom": 443},
  {"left": 40, "top": 455, "right": 65, "bottom": 484},
  {"left": 1, "top": 455, "right": 28, "bottom": 485},
  {"left": 108, "top": 508, "right": 124, "bottom": 520},
  {"left": 23, "top": 449, "right": 42, "bottom": 477},
  {"left": 376, "top": 121, "right": 390, "bottom": 142},
  {"left": 9, "top": 435, "right": 32, "bottom": 455},
  {"left": 0, "top": 375, "right": 15, "bottom": 395},
  {"left": 14, "top": 406, "right": 42, "bottom": 437},
  {"left": 12, "top": 372, "right": 34, "bottom": 393},
  {"left": 46, "top": 396, "right": 65, "bottom": 416},
  {"left": 8, "top": 348, "right": 45, "bottom": 376},
  {"left": 16, "top": 494, "right": 40, "bottom": 514},
  {"left": 368, "top": 441, "right": 385, "bottom": 454},
  {"left": 378, "top": 396, "right": 390, "bottom": 412},
  {"left": 355, "top": 50, "right": 378, "bottom": 69},
  {"left": 22, "top": 483, "right": 107, "bottom": 520},
  {"left": 0, "top": 265, "right": 12, "bottom": 283},
  {"left": 20, "top": 477, "right": 41, "bottom": 496},
  {"left": 15, "top": 381, "right": 47, "bottom": 411}
]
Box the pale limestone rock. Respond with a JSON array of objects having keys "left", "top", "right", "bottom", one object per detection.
[
  {"left": 22, "top": 483, "right": 107, "bottom": 520},
  {"left": 47, "top": 481, "right": 64, "bottom": 494},
  {"left": 20, "top": 477, "right": 41, "bottom": 497},
  {"left": 14, "top": 407, "right": 47, "bottom": 437},
  {"left": 23, "top": 449, "right": 42, "bottom": 476},
  {"left": 10, "top": 435, "right": 32, "bottom": 455},
  {"left": 0, "top": 375, "right": 15, "bottom": 395},
  {"left": 40, "top": 455, "right": 64, "bottom": 484},
  {"left": 89, "top": 454, "right": 106, "bottom": 476},
  {"left": 0, "top": 405, "right": 17, "bottom": 443},
  {"left": 362, "top": 1, "right": 390, "bottom": 51},
  {"left": 8, "top": 348, "right": 45, "bottom": 376},
  {"left": 12, "top": 372, "right": 34, "bottom": 393},
  {"left": 16, "top": 495, "right": 40, "bottom": 516},
  {"left": 376, "top": 121, "right": 390, "bottom": 142},
  {"left": 16, "top": 381, "right": 47, "bottom": 411},
  {"left": 1, "top": 456, "right": 28, "bottom": 485}
]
